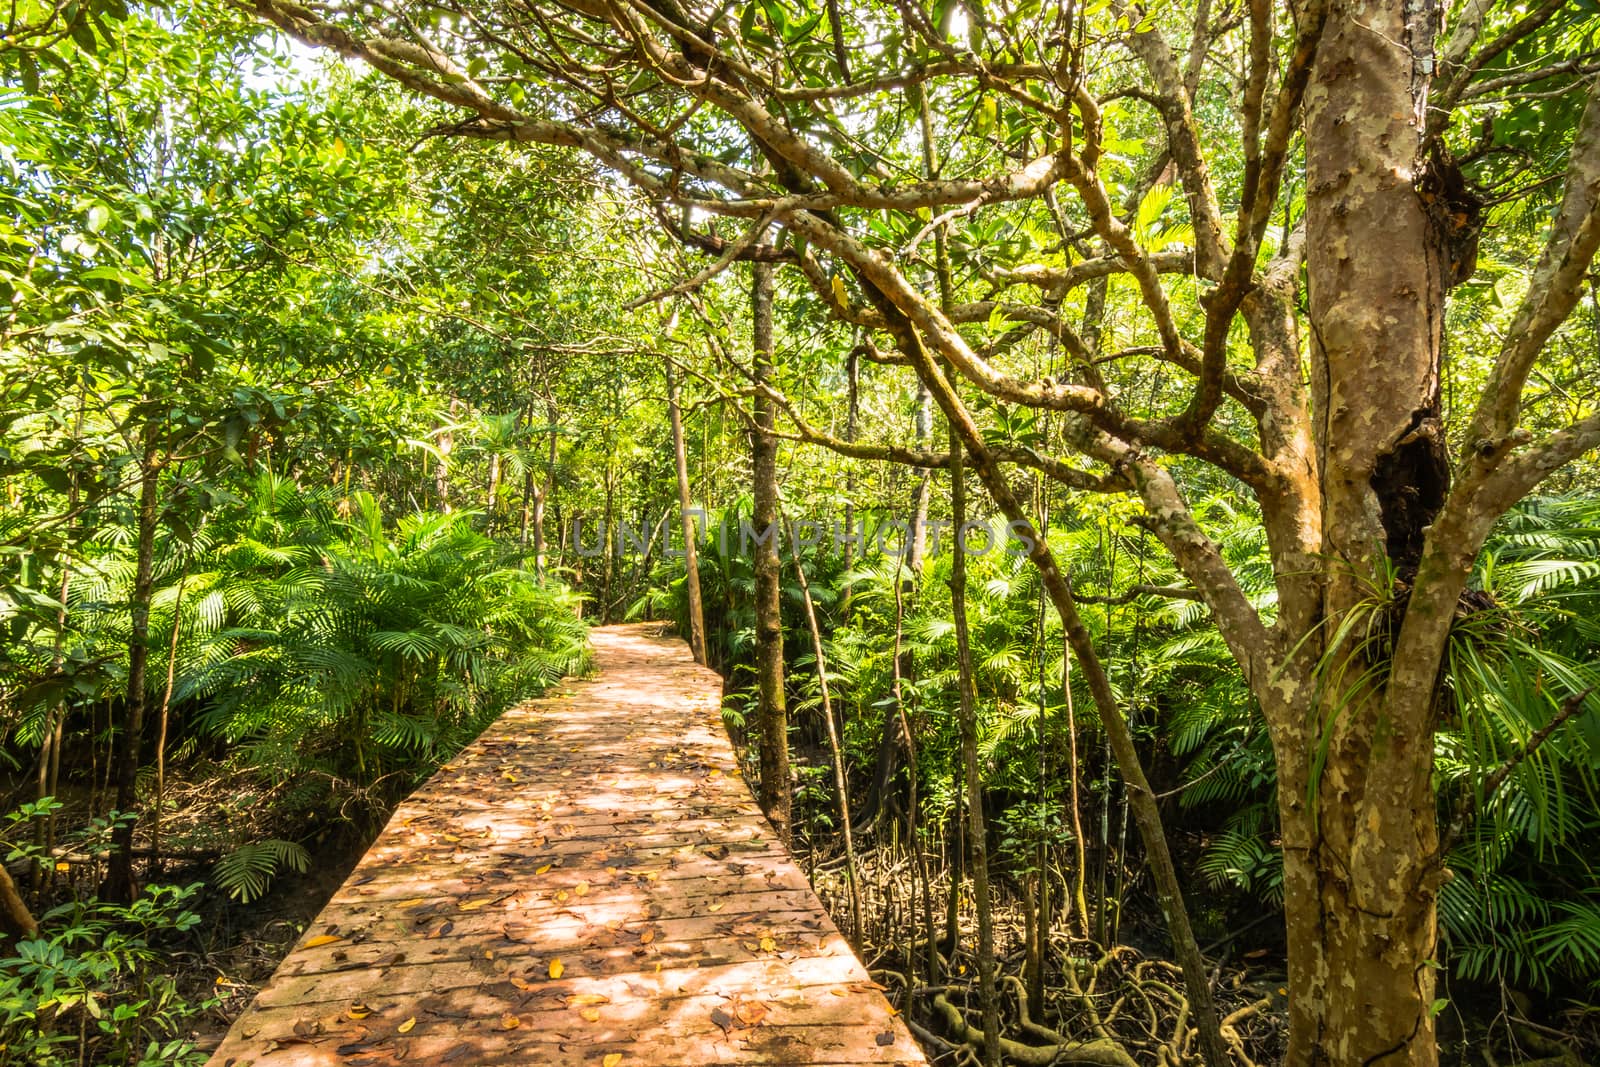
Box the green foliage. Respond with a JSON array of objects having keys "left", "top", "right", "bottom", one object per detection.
[
  {"left": 211, "top": 839, "right": 311, "bottom": 904},
  {"left": 0, "top": 883, "right": 212, "bottom": 1067}
]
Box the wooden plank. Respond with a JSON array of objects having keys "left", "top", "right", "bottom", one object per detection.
[{"left": 208, "top": 623, "right": 926, "bottom": 1067}]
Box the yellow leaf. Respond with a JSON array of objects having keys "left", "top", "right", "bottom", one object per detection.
[
  {"left": 759, "top": 937, "right": 777, "bottom": 952},
  {"left": 566, "top": 994, "right": 611, "bottom": 1007},
  {"left": 398, "top": 1017, "right": 416, "bottom": 1034},
  {"left": 556, "top": 890, "right": 569, "bottom": 903},
  {"left": 707, "top": 903, "right": 724, "bottom": 913},
  {"left": 580, "top": 1008, "right": 601, "bottom": 1022},
  {"left": 536, "top": 864, "right": 552, "bottom": 875},
  {"left": 549, "top": 959, "right": 565, "bottom": 979},
  {"left": 574, "top": 881, "right": 589, "bottom": 897},
  {"left": 499, "top": 1012, "right": 521, "bottom": 1030},
  {"left": 304, "top": 935, "right": 344, "bottom": 948},
  {"left": 604, "top": 1055, "right": 623, "bottom": 1067},
  {"left": 831, "top": 275, "right": 849, "bottom": 305},
  {"left": 54, "top": 861, "right": 70, "bottom": 873}
]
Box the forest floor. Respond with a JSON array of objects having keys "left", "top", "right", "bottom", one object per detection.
[{"left": 206, "top": 624, "right": 925, "bottom": 1066}]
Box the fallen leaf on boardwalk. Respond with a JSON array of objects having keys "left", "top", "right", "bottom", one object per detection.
[
  {"left": 397, "top": 1017, "right": 416, "bottom": 1033},
  {"left": 831, "top": 989, "right": 849, "bottom": 997},
  {"left": 536, "top": 864, "right": 553, "bottom": 875},
  {"left": 734, "top": 1001, "right": 768, "bottom": 1026},
  {"left": 555, "top": 890, "right": 569, "bottom": 903},
  {"left": 580, "top": 1008, "right": 601, "bottom": 1022},
  {"left": 304, "top": 935, "right": 344, "bottom": 948},
  {"left": 603, "top": 1055, "right": 623, "bottom": 1066},
  {"left": 498, "top": 1013, "right": 522, "bottom": 1030},
  {"left": 566, "top": 994, "right": 611, "bottom": 1007},
  {"left": 574, "top": 881, "right": 589, "bottom": 896},
  {"left": 549, "top": 958, "right": 564, "bottom": 979},
  {"left": 875, "top": 1031, "right": 895, "bottom": 1046},
  {"left": 639, "top": 927, "right": 655, "bottom": 945},
  {"left": 510, "top": 977, "right": 537, "bottom": 991},
  {"left": 758, "top": 937, "right": 777, "bottom": 952},
  {"left": 707, "top": 903, "right": 724, "bottom": 913},
  {"left": 346, "top": 1002, "right": 373, "bottom": 1020}
]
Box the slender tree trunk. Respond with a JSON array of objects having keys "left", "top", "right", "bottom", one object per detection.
[
  {"left": 905, "top": 382, "right": 932, "bottom": 573},
  {"left": 949, "top": 424, "right": 999, "bottom": 1067},
  {"left": 104, "top": 428, "right": 161, "bottom": 904},
  {"left": 485, "top": 450, "right": 501, "bottom": 524},
  {"left": 151, "top": 562, "right": 189, "bottom": 875},
  {"left": 536, "top": 414, "right": 557, "bottom": 581},
  {"left": 519, "top": 465, "right": 535, "bottom": 547},
  {"left": 1063, "top": 641, "right": 1090, "bottom": 940},
  {"left": 891, "top": 567, "right": 939, "bottom": 985},
  {"left": 434, "top": 404, "right": 456, "bottom": 512},
  {"left": 666, "top": 358, "right": 707, "bottom": 664},
  {"left": 839, "top": 347, "right": 860, "bottom": 616},
  {"left": 789, "top": 531, "right": 861, "bottom": 943},
  {"left": 34, "top": 554, "right": 72, "bottom": 897},
  {"left": 751, "top": 258, "right": 790, "bottom": 838}
]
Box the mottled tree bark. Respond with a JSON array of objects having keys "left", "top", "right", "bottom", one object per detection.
[{"left": 1290, "top": 1, "right": 1450, "bottom": 1060}]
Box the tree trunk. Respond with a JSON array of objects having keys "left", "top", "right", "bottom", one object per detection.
[
  {"left": 905, "top": 381, "right": 932, "bottom": 573},
  {"left": 536, "top": 413, "right": 557, "bottom": 581},
  {"left": 485, "top": 450, "right": 501, "bottom": 523},
  {"left": 751, "top": 258, "right": 790, "bottom": 839},
  {"left": 104, "top": 430, "right": 160, "bottom": 904},
  {"left": 1289, "top": 1, "right": 1451, "bottom": 1061},
  {"left": 789, "top": 529, "right": 861, "bottom": 943},
  {"left": 949, "top": 423, "right": 999, "bottom": 1067},
  {"left": 839, "top": 346, "right": 860, "bottom": 616},
  {"left": 666, "top": 357, "right": 707, "bottom": 664}
]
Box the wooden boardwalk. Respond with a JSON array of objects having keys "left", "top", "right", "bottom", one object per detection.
[{"left": 209, "top": 623, "right": 926, "bottom": 1067}]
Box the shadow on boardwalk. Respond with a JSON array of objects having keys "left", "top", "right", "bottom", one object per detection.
[{"left": 209, "top": 623, "right": 926, "bottom": 1067}]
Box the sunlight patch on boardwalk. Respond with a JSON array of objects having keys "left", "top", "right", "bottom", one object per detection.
[{"left": 209, "top": 623, "right": 925, "bottom": 1067}]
